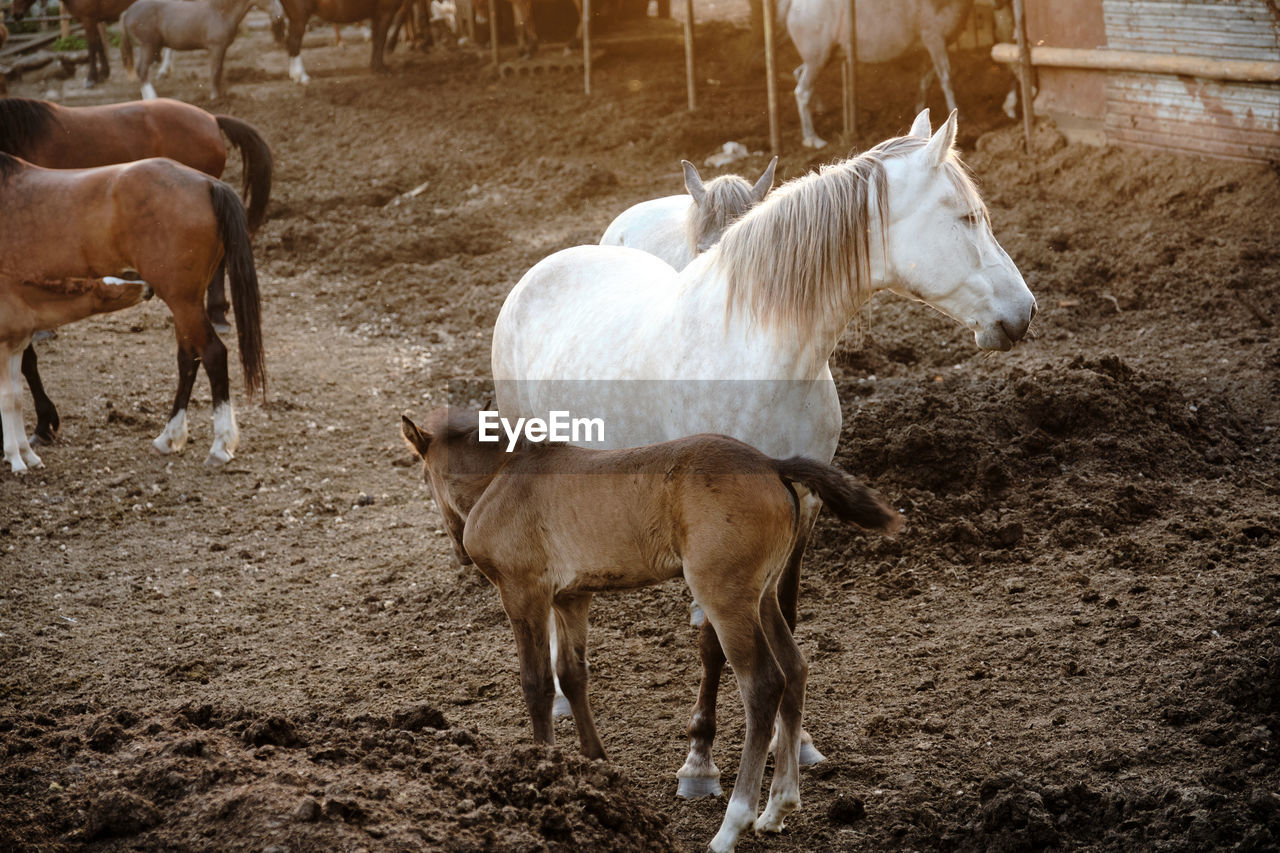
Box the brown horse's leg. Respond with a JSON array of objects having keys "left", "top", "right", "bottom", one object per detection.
[
  {"left": 206, "top": 261, "right": 230, "bottom": 334},
  {"left": 286, "top": 15, "right": 310, "bottom": 83},
  {"left": 153, "top": 334, "right": 201, "bottom": 457},
  {"left": 776, "top": 505, "right": 825, "bottom": 765},
  {"left": 2, "top": 346, "right": 42, "bottom": 473},
  {"left": 210, "top": 44, "right": 229, "bottom": 98},
  {"left": 198, "top": 318, "right": 239, "bottom": 466},
  {"left": 676, "top": 617, "right": 726, "bottom": 798},
  {"left": 370, "top": 11, "right": 392, "bottom": 71},
  {"left": 755, "top": 584, "right": 808, "bottom": 834},
  {"left": 552, "top": 593, "right": 605, "bottom": 759},
  {"left": 22, "top": 344, "right": 59, "bottom": 445},
  {"left": 696, "top": 594, "right": 784, "bottom": 853},
  {"left": 501, "top": 585, "right": 556, "bottom": 746}
]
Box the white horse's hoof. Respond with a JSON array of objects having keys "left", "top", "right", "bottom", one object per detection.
[
  {"left": 205, "top": 448, "right": 233, "bottom": 467},
  {"left": 552, "top": 694, "right": 572, "bottom": 718},
  {"left": 798, "top": 740, "right": 825, "bottom": 766},
  {"left": 676, "top": 775, "right": 723, "bottom": 799},
  {"left": 802, "top": 136, "right": 828, "bottom": 149}
]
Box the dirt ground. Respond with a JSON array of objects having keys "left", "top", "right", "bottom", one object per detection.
[{"left": 2, "top": 10, "right": 1278, "bottom": 853}]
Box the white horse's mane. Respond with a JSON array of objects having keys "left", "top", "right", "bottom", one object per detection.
[{"left": 716, "top": 134, "right": 988, "bottom": 334}]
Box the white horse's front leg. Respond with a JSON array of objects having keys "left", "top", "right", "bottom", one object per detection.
[
  {"left": 153, "top": 408, "right": 189, "bottom": 455},
  {"left": 205, "top": 401, "right": 239, "bottom": 467},
  {"left": 289, "top": 55, "right": 311, "bottom": 84}
]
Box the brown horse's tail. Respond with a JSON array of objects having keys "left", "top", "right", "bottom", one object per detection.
[
  {"left": 209, "top": 180, "right": 267, "bottom": 402},
  {"left": 120, "top": 20, "right": 135, "bottom": 78},
  {"left": 214, "top": 115, "right": 273, "bottom": 236},
  {"left": 772, "top": 457, "right": 903, "bottom": 535}
]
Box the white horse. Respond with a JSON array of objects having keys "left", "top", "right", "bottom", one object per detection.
[
  {"left": 491, "top": 110, "right": 1035, "bottom": 852},
  {"left": 599, "top": 157, "right": 778, "bottom": 272},
  {"left": 780, "top": 0, "right": 974, "bottom": 148}
]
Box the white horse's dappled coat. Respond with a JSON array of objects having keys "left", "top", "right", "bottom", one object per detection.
[
  {"left": 599, "top": 158, "right": 778, "bottom": 272},
  {"left": 491, "top": 111, "right": 1035, "bottom": 853}
]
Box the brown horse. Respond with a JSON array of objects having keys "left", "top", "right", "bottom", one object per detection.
[
  {"left": 0, "top": 96, "right": 273, "bottom": 444},
  {"left": 401, "top": 409, "right": 900, "bottom": 853},
  {"left": 1, "top": 276, "right": 150, "bottom": 473},
  {"left": 0, "top": 152, "right": 266, "bottom": 466},
  {"left": 473, "top": 0, "right": 581, "bottom": 58},
  {"left": 275, "top": 0, "right": 405, "bottom": 84},
  {"left": 120, "top": 0, "right": 283, "bottom": 99},
  {"left": 10, "top": 0, "right": 138, "bottom": 86}
]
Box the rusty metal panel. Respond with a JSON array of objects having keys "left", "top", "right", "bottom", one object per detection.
[{"left": 1101, "top": 0, "right": 1280, "bottom": 161}]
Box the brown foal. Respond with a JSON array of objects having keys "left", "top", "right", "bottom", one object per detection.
[{"left": 401, "top": 408, "right": 901, "bottom": 853}]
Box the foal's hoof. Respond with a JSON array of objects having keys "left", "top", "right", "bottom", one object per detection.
[{"left": 676, "top": 775, "right": 723, "bottom": 800}]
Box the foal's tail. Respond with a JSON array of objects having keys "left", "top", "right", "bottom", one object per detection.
[
  {"left": 215, "top": 115, "right": 273, "bottom": 236},
  {"left": 773, "top": 457, "right": 903, "bottom": 535},
  {"left": 209, "top": 181, "right": 267, "bottom": 402},
  {"left": 119, "top": 21, "right": 135, "bottom": 78}
]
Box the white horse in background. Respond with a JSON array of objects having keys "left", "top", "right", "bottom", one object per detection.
[
  {"left": 600, "top": 157, "right": 778, "bottom": 272},
  {"left": 780, "top": 0, "right": 975, "bottom": 148},
  {"left": 492, "top": 110, "right": 1035, "bottom": 850}
]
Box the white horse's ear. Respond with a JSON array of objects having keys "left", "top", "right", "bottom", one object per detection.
[
  {"left": 924, "top": 109, "right": 958, "bottom": 167},
  {"left": 909, "top": 108, "right": 931, "bottom": 139},
  {"left": 750, "top": 156, "right": 779, "bottom": 202},
  {"left": 682, "top": 160, "right": 707, "bottom": 205}
]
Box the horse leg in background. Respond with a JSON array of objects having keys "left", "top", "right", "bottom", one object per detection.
[
  {"left": 676, "top": 617, "right": 726, "bottom": 798},
  {"left": 552, "top": 592, "right": 606, "bottom": 759},
  {"left": 919, "top": 27, "right": 958, "bottom": 114},
  {"left": 369, "top": 8, "right": 394, "bottom": 71},
  {"left": 207, "top": 261, "right": 230, "bottom": 335},
  {"left": 137, "top": 43, "right": 159, "bottom": 100},
  {"left": 691, "top": 582, "right": 784, "bottom": 853},
  {"left": 1, "top": 346, "right": 42, "bottom": 473},
  {"left": 286, "top": 16, "right": 311, "bottom": 83},
  {"left": 511, "top": 0, "right": 536, "bottom": 57},
  {"left": 754, "top": 581, "right": 808, "bottom": 835},
  {"left": 500, "top": 585, "right": 557, "bottom": 746},
  {"left": 156, "top": 47, "right": 174, "bottom": 77},
  {"left": 22, "top": 344, "right": 59, "bottom": 445},
  {"left": 209, "top": 42, "right": 231, "bottom": 98},
  {"left": 333, "top": 23, "right": 344, "bottom": 46},
  {"left": 791, "top": 39, "right": 836, "bottom": 149}
]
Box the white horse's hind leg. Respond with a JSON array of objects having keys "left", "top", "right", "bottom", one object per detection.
[
  {"left": 289, "top": 55, "right": 311, "bottom": 84},
  {"left": 920, "top": 30, "right": 957, "bottom": 113},
  {"left": 153, "top": 409, "right": 189, "bottom": 455},
  {"left": 156, "top": 47, "right": 173, "bottom": 77},
  {"left": 205, "top": 402, "right": 239, "bottom": 467}
]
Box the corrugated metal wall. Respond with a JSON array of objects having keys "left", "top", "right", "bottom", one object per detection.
[{"left": 1101, "top": 0, "right": 1280, "bottom": 161}]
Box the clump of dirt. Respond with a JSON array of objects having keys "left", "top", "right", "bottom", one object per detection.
[{"left": 0, "top": 703, "right": 680, "bottom": 852}]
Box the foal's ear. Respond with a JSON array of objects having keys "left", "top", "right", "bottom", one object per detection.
[
  {"left": 924, "top": 109, "right": 958, "bottom": 168},
  {"left": 682, "top": 160, "right": 707, "bottom": 205},
  {"left": 751, "top": 155, "right": 779, "bottom": 202},
  {"left": 909, "top": 108, "right": 932, "bottom": 139},
  {"left": 401, "top": 415, "right": 431, "bottom": 459}
]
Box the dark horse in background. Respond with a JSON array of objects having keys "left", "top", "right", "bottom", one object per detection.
[
  {"left": 10, "top": 0, "right": 139, "bottom": 86},
  {"left": 0, "top": 97, "right": 272, "bottom": 447},
  {"left": 274, "top": 0, "right": 405, "bottom": 84}
]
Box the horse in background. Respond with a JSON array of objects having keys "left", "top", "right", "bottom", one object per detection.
[
  {"left": 779, "top": 0, "right": 974, "bottom": 147},
  {"left": 275, "top": 0, "right": 405, "bottom": 84},
  {"left": 1, "top": 276, "right": 151, "bottom": 473},
  {"left": 493, "top": 110, "right": 1035, "bottom": 799},
  {"left": 10, "top": 0, "right": 139, "bottom": 86},
  {"left": 600, "top": 157, "right": 778, "bottom": 272},
  {"left": 472, "top": 0, "right": 585, "bottom": 58},
  {"left": 401, "top": 408, "right": 902, "bottom": 852},
  {"left": 120, "top": 0, "right": 284, "bottom": 99},
  {"left": 0, "top": 152, "right": 266, "bottom": 467},
  {"left": 0, "top": 96, "right": 273, "bottom": 445}
]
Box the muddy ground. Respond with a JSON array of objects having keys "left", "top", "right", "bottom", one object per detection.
[{"left": 2, "top": 10, "right": 1278, "bottom": 852}]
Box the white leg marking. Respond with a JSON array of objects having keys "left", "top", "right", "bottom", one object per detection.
[
  {"left": 709, "top": 799, "right": 756, "bottom": 853},
  {"left": 289, "top": 55, "right": 311, "bottom": 84},
  {"left": 141, "top": 81, "right": 158, "bottom": 100},
  {"left": 156, "top": 47, "right": 173, "bottom": 77},
  {"left": 205, "top": 402, "right": 239, "bottom": 467},
  {"left": 2, "top": 349, "right": 40, "bottom": 473},
  {"left": 152, "top": 409, "right": 189, "bottom": 455}
]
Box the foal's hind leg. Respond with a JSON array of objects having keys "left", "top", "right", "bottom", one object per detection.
[
  {"left": 553, "top": 592, "right": 605, "bottom": 759},
  {"left": 755, "top": 585, "right": 808, "bottom": 834},
  {"left": 776, "top": 505, "right": 825, "bottom": 766},
  {"left": 677, "top": 619, "right": 726, "bottom": 799}
]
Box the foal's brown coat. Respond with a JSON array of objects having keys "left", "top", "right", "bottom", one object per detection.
[{"left": 402, "top": 409, "right": 900, "bottom": 851}]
